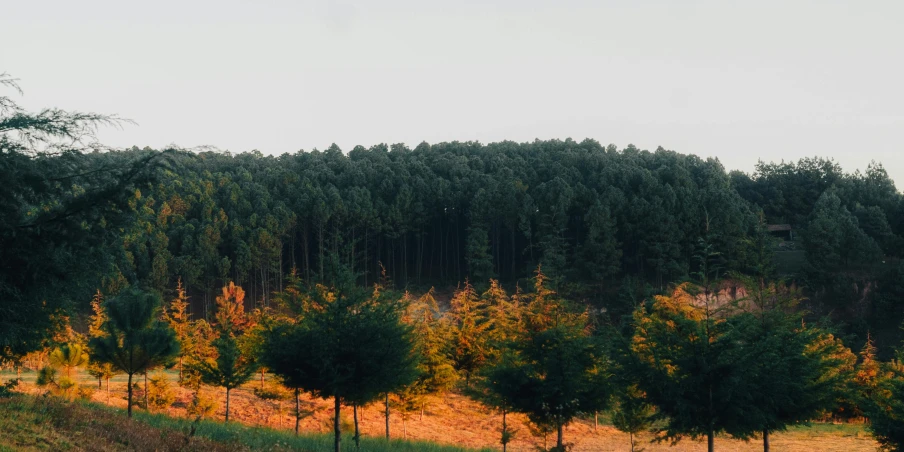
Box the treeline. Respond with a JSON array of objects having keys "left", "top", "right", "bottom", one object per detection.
[
  {"left": 101, "top": 143, "right": 904, "bottom": 353},
  {"left": 21, "top": 265, "right": 904, "bottom": 452}
]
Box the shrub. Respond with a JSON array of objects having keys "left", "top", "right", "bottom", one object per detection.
[
  {"left": 187, "top": 389, "right": 218, "bottom": 419},
  {"left": 147, "top": 373, "right": 176, "bottom": 411}
]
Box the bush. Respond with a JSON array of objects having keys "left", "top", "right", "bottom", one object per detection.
[
  {"left": 147, "top": 374, "right": 176, "bottom": 411},
  {"left": 187, "top": 390, "right": 218, "bottom": 419}
]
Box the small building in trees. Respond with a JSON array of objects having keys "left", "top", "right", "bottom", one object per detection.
[{"left": 767, "top": 224, "right": 794, "bottom": 241}]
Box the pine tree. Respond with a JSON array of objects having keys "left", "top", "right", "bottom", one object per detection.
[
  {"left": 485, "top": 272, "right": 610, "bottom": 451},
  {"left": 263, "top": 265, "right": 418, "bottom": 452},
  {"left": 88, "top": 288, "right": 180, "bottom": 417},
  {"left": 447, "top": 280, "right": 490, "bottom": 386},
  {"left": 196, "top": 332, "right": 257, "bottom": 422},
  {"left": 162, "top": 279, "right": 192, "bottom": 384},
  {"left": 631, "top": 283, "right": 741, "bottom": 452},
  {"left": 86, "top": 290, "right": 119, "bottom": 392},
  {"left": 611, "top": 384, "right": 654, "bottom": 452}
]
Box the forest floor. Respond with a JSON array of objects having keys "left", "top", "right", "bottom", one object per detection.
[{"left": 1, "top": 369, "right": 879, "bottom": 452}]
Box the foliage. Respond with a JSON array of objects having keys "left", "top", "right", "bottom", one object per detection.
[
  {"left": 263, "top": 265, "right": 419, "bottom": 451},
  {"left": 147, "top": 373, "right": 176, "bottom": 411},
  {"left": 88, "top": 288, "right": 180, "bottom": 417}
]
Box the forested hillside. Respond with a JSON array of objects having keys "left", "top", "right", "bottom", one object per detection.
[
  {"left": 4, "top": 75, "right": 904, "bottom": 452},
  {"left": 91, "top": 143, "right": 903, "bottom": 352}
]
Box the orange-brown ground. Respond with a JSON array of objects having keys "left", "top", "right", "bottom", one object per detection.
[{"left": 6, "top": 369, "right": 879, "bottom": 452}]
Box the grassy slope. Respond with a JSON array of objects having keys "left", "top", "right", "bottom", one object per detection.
[
  {"left": 1, "top": 370, "right": 879, "bottom": 451},
  {"left": 0, "top": 393, "right": 490, "bottom": 452}
]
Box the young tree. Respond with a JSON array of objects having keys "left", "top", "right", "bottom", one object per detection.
[
  {"left": 263, "top": 267, "right": 418, "bottom": 452},
  {"left": 162, "top": 278, "right": 192, "bottom": 383},
  {"left": 48, "top": 343, "right": 89, "bottom": 379},
  {"left": 485, "top": 271, "right": 611, "bottom": 451},
  {"left": 88, "top": 288, "right": 180, "bottom": 417},
  {"left": 446, "top": 280, "right": 490, "bottom": 386},
  {"left": 866, "top": 353, "right": 904, "bottom": 451},
  {"left": 86, "top": 290, "right": 119, "bottom": 392},
  {"left": 611, "top": 384, "right": 654, "bottom": 452},
  {"left": 196, "top": 332, "right": 257, "bottom": 422},
  {"left": 631, "top": 283, "right": 743, "bottom": 452},
  {"left": 196, "top": 282, "right": 257, "bottom": 422},
  {"left": 729, "top": 279, "right": 857, "bottom": 452}
]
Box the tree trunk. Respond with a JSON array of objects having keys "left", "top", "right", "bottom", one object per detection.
[
  {"left": 295, "top": 388, "right": 301, "bottom": 435},
  {"left": 260, "top": 368, "right": 265, "bottom": 389},
  {"left": 333, "top": 395, "right": 341, "bottom": 452},
  {"left": 764, "top": 429, "right": 770, "bottom": 452},
  {"left": 179, "top": 356, "right": 184, "bottom": 384},
  {"left": 97, "top": 377, "right": 102, "bottom": 389},
  {"left": 144, "top": 372, "right": 149, "bottom": 411},
  {"left": 630, "top": 431, "right": 635, "bottom": 452},
  {"left": 225, "top": 387, "right": 231, "bottom": 422},
  {"left": 708, "top": 430, "right": 714, "bottom": 452},
  {"left": 385, "top": 393, "right": 390, "bottom": 439},
  {"left": 594, "top": 412, "right": 598, "bottom": 431},
  {"left": 502, "top": 409, "right": 508, "bottom": 452},
  {"left": 353, "top": 404, "right": 360, "bottom": 451},
  {"left": 127, "top": 373, "right": 134, "bottom": 418},
  {"left": 556, "top": 422, "right": 564, "bottom": 450}
]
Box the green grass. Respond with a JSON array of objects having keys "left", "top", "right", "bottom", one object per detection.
[
  {"left": 128, "top": 404, "right": 492, "bottom": 452},
  {"left": 0, "top": 392, "right": 490, "bottom": 452}
]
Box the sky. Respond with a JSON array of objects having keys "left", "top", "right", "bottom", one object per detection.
[{"left": 2, "top": 0, "right": 903, "bottom": 184}]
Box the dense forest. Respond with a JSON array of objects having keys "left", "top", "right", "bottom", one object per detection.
[
  {"left": 62, "top": 140, "right": 904, "bottom": 355},
  {"left": 3, "top": 75, "right": 904, "bottom": 452}
]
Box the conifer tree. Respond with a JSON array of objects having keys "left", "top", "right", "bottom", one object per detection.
[
  {"left": 88, "top": 288, "right": 179, "bottom": 417},
  {"left": 197, "top": 282, "right": 257, "bottom": 422},
  {"left": 86, "top": 290, "right": 119, "bottom": 391},
  {"left": 485, "top": 269, "right": 611, "bottom": 451},
  {"left": 447, "top": 280, "right": 490, "bottom": 386},
  {"left": 611, "top": 384, "right": 654, "bottom": 452},
  {"left": 729, "top": 278, "right": 857, "bottom": 451},
  {"left": 866, "top": 353, "right": 904, "bottom": 451},
  {"left": 631, "top": 283, "right": 742, "bottom": 452},
  {"left": 197, "top": 332, "right": 257, "bottom": 422},
  {"left": 263, "top": 264, "right": 418, "bottom": 452},
  {"left": 162, "top": 278, "right": 192, "bottom": 383}
]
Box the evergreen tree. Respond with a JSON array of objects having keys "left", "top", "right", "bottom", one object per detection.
[
  {"left": 730, "top": 278, "right": 857, "bottom": 451},
  {"left": 611, "top": 384, "right": 654, "bottom": 452},
  {"left": 263, "top": 266, "right": 418, "bottom": 452},
  {"left": 162, "top": 278, "right": 192, "bottom": 383},
  {"left": 866, "top": 353, "right": 904, "bottom": 451},
  {"left": 447, "top": 280, "right": 490, "bottom": 386},
  {"left": 196, "top": 332, "right": 257, "bottom": 422},
  {"left": 88, "top": 288, "right": 179, "bottom": 417},
  {"left": 485, "top": 271, "right": 611, "bottom": 451},
  {"left": 630, "top": 283, "right": 743, "bottom": 452}
]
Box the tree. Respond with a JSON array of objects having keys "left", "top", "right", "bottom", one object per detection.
[
  {"left": 196, "top": 332, "right": 257, "bottom": 422},
  {"left": 88, "top": 288, "right": 179, "bottom": 417},
  {"left": 446, "top": 280, "right": 490, "bottom": 385},
  {"left": 48, "top": 343, "right": 89, "bottom": 379},
  {"left": 263, "top": 267, "right": 418, "bottom": 452},
  {"left": 866, "top": 353, "right": 904, "bottom": 451},
  {"left": 86, "top": 290, "right": 119, "bottom": 392},
  {"left": 0, "top": 74, "right": 170, "bottom": 361},
  {"left": 485, "top": 272, "right": 611, "bottom": 451},
  {"left": 730, "top": 278, "right": 857, "bottom": 451},
  {"left": 162, "top": 278, "right": 192, "bottom": 383},
  {"left": 611, "top": 384, "right": 654, "bottom": 452},
  {"left": 631, "top": 283, "right": 743, "bottom": 452}
]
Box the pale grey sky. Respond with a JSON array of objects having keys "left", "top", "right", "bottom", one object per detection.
[{"left": 3, "top": 0, "right": 902, "bottom": 184}]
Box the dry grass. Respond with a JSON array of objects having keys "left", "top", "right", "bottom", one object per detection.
[{"left": 1, "top": 369, "right": 879, "bottom": 451}]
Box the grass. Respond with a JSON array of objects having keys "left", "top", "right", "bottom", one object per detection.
[
  {"left": 0, "top": 370, "right": 880, "bottom": 451},
  {"left": 0, "top": 392, "right": 491, "bottom": 452}
]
